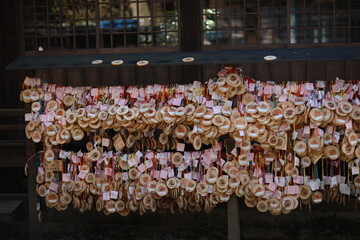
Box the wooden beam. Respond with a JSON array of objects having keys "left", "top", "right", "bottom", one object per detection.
[
  {"left": 100, "top": 67, "right": 118, "bottom": 86},
  {"left": 49, "top": 69, "right": 66, "bottom": 85},
  {"left": 254, "top": 62, "right": 271, "bottom": 81},
  {"left": 201, "top": 64, "right": 220, "bottom": 83},
  {"left": 25, "top": 103, "right": 42, "bottom": 240},
  {"left": 325, "top": 61, "right": 345, "bottom": 81},
  {"left": 0, "top": 141, "right": 25, "bottom": 147},
  {"left": 0, "top": 124, "right": 25, "bottom": 130},
  {"left": 271, "top": 62, "right": 290, "bottom": 83},
  {"left": 66, "top": 68, "right": 84, "bottom": 87},
  {"left": 0, "top": 109, "right": 25, "bottom": 116},
  {"left": 228, "top": 195, "right": 240, "bottom": 240},
  {"left": 345, "top": 61, "right": 360, "bottom": 80},
  {"left": 6, "top": 49, "right": 360, "bottom": 70},
  {"left": 84, "top": 68, "right": 100, "bottom": 86},
  {"left": 136, "top": 65, "right": 153, "bottom": 85},
  {"left": 180, "top": 0, "right": 202, "bottom": 51},
  {"left": 290, "top": 62, "right": 306, "bottom": 82},
  {"left": 179, "top": 0, "right": 202, "bottom": 84},
  {"left": 0, "top": 193, "right": 28, "bottom": 200},
  {"left": 306, "top": 61, "right": 326, "bottom": 82}
]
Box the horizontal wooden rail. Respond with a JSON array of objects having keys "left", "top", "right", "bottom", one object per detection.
[
  {"left": 0, "top": 125, "right": 25, "bottom": 130},
  {"left": 0, "top": 109, "right": 25, "bottom": 117},
  {"left": 0, "top": 144, "right": 26, "bottom": 167},
  {"left": 0, "top": 193, "right": 28, "bottom": 199},
  {"left": 6, "top": 47, "right": 360, "bottom": 70},
  {"left": 0, "top": 141, "right": 26, "bottom": 147}
]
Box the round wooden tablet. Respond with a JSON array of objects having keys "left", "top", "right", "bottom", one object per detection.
[
  {"left": 111, "top": 60, "right": 123, "bottom": 65},
  {"left": 137, "top": 60, "right": 149, "bottom": 66},
  {"left": 91, "top": 60, "right": 103, "bottom": 65},
  {"left": 264, "top": 55, "right": 277, "bottom": 61},
  {"left": 182, "top": 57, "right": 194, "bottom": 62}
]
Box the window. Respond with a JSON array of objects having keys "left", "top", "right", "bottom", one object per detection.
[
  {"left": 23, "top": 0, "right": 360, "bottom": 53},
  {"left": 202, "top": 0, "right": 360, "bottom": 47},
  {"left": 290, "top": 0, "right": 360, "bottom": 44},
  {"left": 23, "top": 0, "right": 179, "bottom": 52},
  {"left": 203, "top": 0, "right": 287, "bottom": 46}
]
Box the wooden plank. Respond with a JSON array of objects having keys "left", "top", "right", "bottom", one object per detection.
[
  {"left": 182, "top": 65, "right": 202, "bottom": 84},
  {"left": 49, "top": 69, "right": 66, "bottom": 86},
  {"left": 167, "top": 66, "right": 182, "bottom": 85},
  {"left": 9, "top": 48, "right": 360, "bottom": 69},
  {"left": 290, "top": 62, "right": 306, "bottom": 82},
  {"left": 254, "top": 63, "right": 271, "bottom": 81},
  {"left": 100, "top": 67, "right": 118, "bottom": 86},
  {"left": 238, "top": 63, "right": 255, "bottom": 79},
  {"left": 66, "top": 68, "right": 84, "bottom": 87},
  {"left": 0, "top": 140, "right": 25, "bottom": 147},
  {"left": 0, "top": 109, "right": 25, "bottom": 116},
  {"left": 345, "top": 61, "right": 360, "bottom": 80},
  {"left": 201, "top": 64, "right": 220, "bottom": 82},
  {"left": 119, "top": 66, "right": 136, "bottom": 86},
  {"left": 153, "top": 66, "right": 169, "bottom": 85},
  {"left": 136, "top": 66, "right": 153, "bottom": 85},
  {"left": 306, "top": 61, "right": 326, "bottom": 82},
  {"left": 228, "top": 195, "right": 240, "bottom": 240},
  {"left": 36, "top": 69, "right": 50, "bottom": 81},
  {"left": 0, "top": 193, "right": 28, "bottom": 200},
  {"left": 0, "top": 124, "right": 25, "bottom": 130},
  {"left": 84, "top": 68, "right": 100, "bottom": 87},
  {"left": 326, "top": 61, "right": 345, "bottom": 81},
  {"left": 271, "top": 62, "right": 290, "bottom": 83}
]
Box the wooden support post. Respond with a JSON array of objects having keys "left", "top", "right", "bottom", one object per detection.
[
  {"left": 179, "top": 0, "right": 202, "bottom": 84},
  {"left": 26, "top": 103, "right": 42, "bottom": 240},
  {"left": 179, "top": 0, "right": 202, "bottom": 52},
  {"left": 228, "top": 195, "right": 240, "bottom": 240}
]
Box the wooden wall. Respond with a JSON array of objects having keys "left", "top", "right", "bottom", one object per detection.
[
  {"left": 0, "top": 0, "right": 28, "bottom": 109},
  {"left": 0, "top": 0, "right": 30, "bottom": 196}
]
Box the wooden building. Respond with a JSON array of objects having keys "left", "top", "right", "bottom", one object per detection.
[{"left": 1, "top": 0, "right": 360, "bottom": 239}]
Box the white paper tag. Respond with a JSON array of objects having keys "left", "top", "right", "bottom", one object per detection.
[
  {"left": 339, "top": 184, "right": 351, "bottom": 195},
  {"left": 352, "top": 166, "right": 359, "bottom": 175},
  {"left": 110, "top": 190, "right": 118, "bottom": 199},
  {"left": 309, "top": 181, "right": 320, "bottom": 191},
  {"left": 103, "top": 192, "right": 110, "bottom": 201},
  {"left": 25, "top": 113, "right": 33, "bottom": 121},
  {"left": 292, "top": 131, "right": 298, "bottom": 140},
  {"left": 331, "top": 176, "right": 338, "bottom": 187},
  {"left": 275, "top": 177, "right": 285, "bottom": 187}
]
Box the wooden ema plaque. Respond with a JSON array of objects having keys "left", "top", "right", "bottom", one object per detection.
[{"left": 45, "top": 160, "right": 63, "bottom": 172}]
